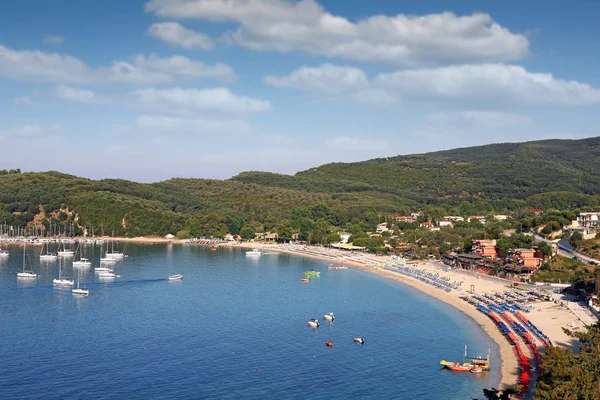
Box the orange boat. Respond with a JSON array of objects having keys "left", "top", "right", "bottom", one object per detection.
[
  {"left": 210, "top": 246, "right": 217, "bottom": 252},
  {"left": 301, "top": 278, "right": 310, "bottom": 283},
  {"left": 446, "top": 362, "right": 473, "bottom": 372},
  {"left": 325, "top": 341, "right": 333, "bottom": 347}
]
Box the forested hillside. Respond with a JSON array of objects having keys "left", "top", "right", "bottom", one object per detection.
[
  {"left": 234, "top": 137, "right": 600, "bottom": 205},
  {"left": 2, "top": 137, "right": 600, "bottom": 238}
]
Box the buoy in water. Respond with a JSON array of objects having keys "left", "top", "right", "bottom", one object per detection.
[{"left": 326, "top": 341, "right": 333, "bottom": 347}]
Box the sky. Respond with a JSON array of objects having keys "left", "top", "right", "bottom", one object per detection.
[{"left": 1, "top": 0, "right": 600, "bottom": 182}]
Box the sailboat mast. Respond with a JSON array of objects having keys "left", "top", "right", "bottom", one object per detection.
[{"left": 22, "top": 243, "right": 26, "bottom": 272}]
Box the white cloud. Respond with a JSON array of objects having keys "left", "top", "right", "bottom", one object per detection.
[
  {"left": 43, "top": 35, "right": 65, "bottom": 45},
  {"left": 148, "top": 22, "right": 214, "bottom": 49},
  {"left": 132, "top": 87, "right": 272, "bottom": 114},
  {"left": 377, "top": 64, "right": 600, "bottom": 106},
  {"left": 132, "top": 53, "right": 235, "bottom": 81},
  {"left": 55, "top": 85, "right": 96, "bottom": 103},
  {"left": 265, "top": 64, "right": 367, "bottom": 95},
  {"left": 145, "top": 0, "right": 528, "bottom": 66},
  {"left": 426, "top": 111, "right": 533, "bottom": 127},
  {"left": 135, "top": 114, "right": 251, "bottom": 134},
  {"left": 268, "top": 63, "right": 600, "bottom": 107},
  {"left": 0, "top": 44, "right": 174, "bottom": 85},
  {"left": 0, "top": 124, "right": 64, "bottom": 141},
  {"left": 11, "top": 95, "right": 32, "bottom": 105}
]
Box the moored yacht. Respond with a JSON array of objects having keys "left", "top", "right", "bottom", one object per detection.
[
  {"left": 72, "top": 257, "right": 91, "bottom": 268},
  {"left": 17, "top": 244, "right": 37, "bottom": 279},
  {"left": 53, "top": 257, "right": 74, "bottom": 286},
  {"left": 98, "top": 270, "right": 116, "bottom": 279},
  {"left": 40, "top": 241, "right": 57, "bottom": 261},
  {"left": 0, "top": 248, "right": 8, "bottom": 257},
  {"left": 72, "top": 271, "right": 89, "bottom": 296},
  {"left": 245, "top": 249, "right": 261, "bottom": 256},
  {"left": 169, "top": 274, "right": 183, "bottom": 281}
]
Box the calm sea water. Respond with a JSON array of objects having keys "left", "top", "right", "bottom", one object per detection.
[{"left": 0, "top": 243, "right": 500, "bottom": 399}]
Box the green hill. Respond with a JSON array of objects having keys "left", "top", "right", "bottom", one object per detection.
[
  {"left": 1, "top": 136, "right": 600, "bottom": 237},
  {"left": 233, "top": 137, "right": 600, "bottom": 205}
]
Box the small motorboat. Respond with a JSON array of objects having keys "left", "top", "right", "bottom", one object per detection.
[
  {"left": 303, "top": 270, "right": 320, "bottom": 277},
  {"left": 353, "top": 337, "right": 365, "bottom": 344},
  {"left": 323, "top": 312, "right": 335, "bottom": 321},
  {"left": 95, "top": 266, "right": 112, "bottom": 273},
  {"left": 245, "top": 249, "right": 262, "bottom": 256},
  {"left": 470, "top": 367, "right": 484, "bottom": 373},
  {"left": 169, "top": 274, "right": 183, "bottom": 281},
  {"left": 210, "top": 246, "right": 217, "bottom": 252},
  {"left": 445, "top": 362, "right": 473, "bottom": 372},
  {"left": 308, "top": 319, "right": 320, "bottom": 328},
  {"left": 325, "top": 341, "right": 333, "bottom": 347},
  {"left": 301, "top": 278, "right": 310, "bottom": 282},
  {"left": 0, "top": 248, "right": 9, "bottom": 257}
]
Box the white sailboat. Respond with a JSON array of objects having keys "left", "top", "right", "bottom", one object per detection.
[
  {"left": 57, "top": 240, "right": 74, "bottom": 257},
  {"left": 40, "top": 241, "right": 57, "bottom": 261},
  {"left": 53, "top": 256, "right": 74, "bottom": 286},
  {"left": 72, "top": 270, "right": 89, "bottom": 296},
  {"left": 105, "top": 232, "right": 124, "bottom": 260},
  {"left": 72, "top": 244, "right": 91, "bottom": 268},
  {"left": 98, "top": 270, "right": 116, "bottom": 279},
  {"left": 99, "top": 240, "right": 117, "bottom": 265},
  {"left": 17, "top": 243, "right": 37, "bottom": 279}
]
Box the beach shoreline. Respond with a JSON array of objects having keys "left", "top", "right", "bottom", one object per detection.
[
  {"left": 4, "top": 235, "right": 587, "bottom": 393},
  {"left": 230, "top": 241, "right": 517, "bottom": 390}
]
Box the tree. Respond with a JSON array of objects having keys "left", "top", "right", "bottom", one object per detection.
[
  {"left": 239, "top": 226, "right": 256, "bottom": 240},
  {"left": 538, "top": 241, "right": 552, "bottom": 256},
  {"left": 569, "top": 231, "right": 583, "bottom": 249},
  {"left": 536, "top": 322, "right": 600, "bottom": 400}
]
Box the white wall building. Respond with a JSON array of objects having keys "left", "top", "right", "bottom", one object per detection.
[{"left": 338, "top": 232, "right": 352, "bottom": 244}]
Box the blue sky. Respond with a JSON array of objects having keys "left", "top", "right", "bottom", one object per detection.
[{"left": 1, "top": 0, "right": 599, "bottom": 182}]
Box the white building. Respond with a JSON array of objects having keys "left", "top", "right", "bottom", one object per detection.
[
  {"left": 444, "top": 216, "right": 464, "bottom": 222},
  {"left": 578, "top": 212, "right": 600, "bottom": 229},
  {"left": 577, "top": 212, "right": 600, "bottom": 237},
  {"left": 338, "top": 232, "right": 352, "bottom": 244},
  {"left": 376, "top": 223, "right": 390, "bottom": 233},
  {"left": 494, "top": 215, "right": 509, "bottom": 220},
  {"left": 439, "top": 220, "right": 454, "bottom": 227}
]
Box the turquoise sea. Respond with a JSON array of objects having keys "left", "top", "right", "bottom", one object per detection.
[{"left": 0, "top": 243, "right": 500, "bottom": 399}]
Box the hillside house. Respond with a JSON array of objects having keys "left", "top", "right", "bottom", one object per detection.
[
  {"left": 444, "top": 216, "right": 464, "bottom": 222},
  {"left": 439, "top": 220, "right": 454, "bottom": 228},
  {"left": 494, "top": 215, "right": 509, "bottom": 220},
  {"left": 468, "top": 216, "right": 486, "bottom": 224},
  {"left": 338, "top": 232, "right": 351, "bottom": 244},
  {"left": 396, "top": 215, "right": 417, "bottom": 223},
  {"left": 376, "top": 223, "right": 390, "bottom": 233}
]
